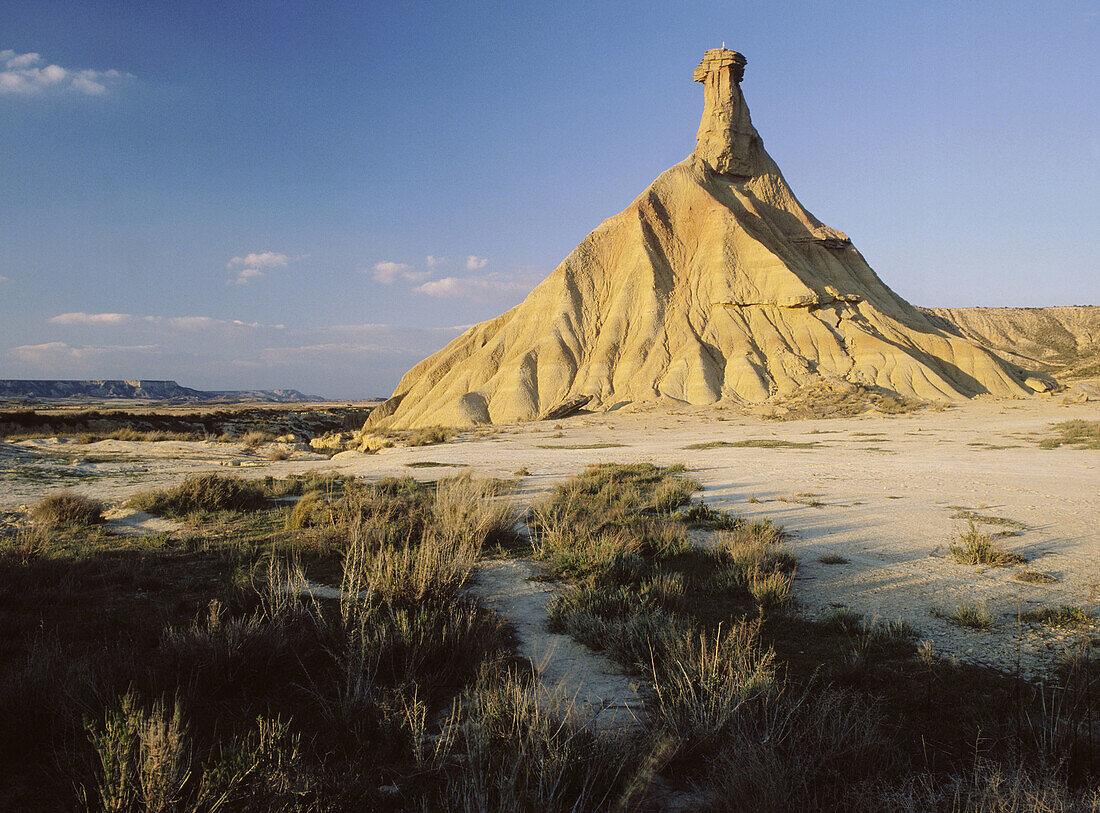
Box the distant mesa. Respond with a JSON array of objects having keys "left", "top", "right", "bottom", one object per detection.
[
  {"left": 0, "top": 379, "right": 314, "bottom": 403},
  {"left": 367, "top": 48, "right": 1062, "bottom": 430}
]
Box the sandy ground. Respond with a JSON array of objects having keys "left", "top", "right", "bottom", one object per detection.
[{"left": 2, "top": 397, "right": 1098, "bottom": 680}]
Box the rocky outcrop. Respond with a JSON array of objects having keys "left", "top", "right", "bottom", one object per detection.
[{"left": 368, "top": 48, "right": 1050, "bottom": 430}]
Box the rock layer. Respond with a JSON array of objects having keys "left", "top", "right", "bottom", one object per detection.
[{"left": 369, "top": 49, "right": 1047, "bottom": 430}]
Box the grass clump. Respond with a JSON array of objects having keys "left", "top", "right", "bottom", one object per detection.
[
  {"left": 818, "top": 554, "right": 850, "bottom": 565},
  {"left": 678, "top": 500, "right": 743, "bottom": 530},
  {"left": 1039, "top": 420, "right": 1100, "bottom": 450},
  {"left": 1018, "top": 605, "right": 1094, "bottom": 628},
  {"left": 405, "top": 425, "right": 452, "bottom": 447},
  {"left": 30, "top": 491, "right": 104, "bottom": 527},
  {"left": 1015, "top": 570, "right": 1059, "bottom": 584},
  {"left": 285, "top": 491, "right": 325, "bottom": 530},
  {"left": 129, "top": 474, "right": 267, "bottom": 518},
  {"left": 949, "top": 520, "right": 1027, "bottom": 566},
  {"left": 935, "top": 602, "right": 995, "bottom": 630}
]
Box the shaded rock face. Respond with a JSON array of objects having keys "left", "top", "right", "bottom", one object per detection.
[{"left": 369, "top": 49, "right": 1046, "bottom": 430}]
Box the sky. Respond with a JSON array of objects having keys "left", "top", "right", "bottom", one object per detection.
[{"left": 1, "top": 1, "right": 1096, "bottom": 399}]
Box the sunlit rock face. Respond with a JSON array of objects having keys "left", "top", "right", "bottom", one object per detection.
[{"left": 368, "top": 49, "right": 1047, "bottom": 430}]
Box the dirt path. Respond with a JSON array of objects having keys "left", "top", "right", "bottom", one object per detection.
[{"left": 466, "top": 558, "right": 644, "bottom": 732}]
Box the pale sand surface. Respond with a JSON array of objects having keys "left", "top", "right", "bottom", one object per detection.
[{"left": 3, "top": 398, "right": 1097, "bottom": 679}]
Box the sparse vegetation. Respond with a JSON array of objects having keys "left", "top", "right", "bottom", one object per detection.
[
  {"left": 936, "top": 602, "right": 995, "bottom": 630},
  {"left": 534, "top": 441, "right": 625, "bottom": 449},
  {"left": 128, "top": 473, "right": 268, "bottom": 517},
  {"left": 1039, "top": 420, "right": 1100, "bottom": 450},
  {"left": 1015, "top": 570, "right": 1059, "bottom": 584},
  {"left": 30, "top": 491, "right": 104, "bottom": 527},
  {"left": 513, "top": 466, "right": 532, "bottom": 476},
  {"left": 684, "top": 438, "right": 820, "bottom": 450},
  {"left": 819, "top": 554, "right": 850, "bottom": 565},
  {"left": 405, "top": 425, "right": 453, "bottom": 446},
  {"left": 949, "top": 507, "right": 1029, "bottom": 530},
  {"left": 949, "top": 519, "right": 1027, "bottom": 566},
  {"left": 2, "top": 459, "right": 1097, "bottom": 810},
  {"left": 1019, "top": 605, "right": 1094, "bottom": 628}
]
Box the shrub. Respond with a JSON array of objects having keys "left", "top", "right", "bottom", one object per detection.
[
  {"left": 429, "top": 668, "right": 640, "bottom": 810},
  {"left": 818, "top": 554, "right": 849, "bottom": 565},
  {"left": 30, "top": 491, "right": 104, "bottom": 527},
  {"left": 285, "top": 491, "right": 324, "bottom": 530},
  {"left": 240, "top": 430, "right": 275, "bottom": 449},
  {"left": 651, "top": 619, "right": 776, "bottom": 750},
  {"left": 949, "top": 520, "right": 1026, "bottom": 566},
  {"left": 717, "top": 520, "right": 795, "bottom": 579},
  {"left": 83, "top": 692, "right": 189, "bottom": 813},
  {"left": 128, "top": 474, "right": 267, "bottom": 517},
  {"left": 748, "top": 569, "right": 793, "bottom": 613}
]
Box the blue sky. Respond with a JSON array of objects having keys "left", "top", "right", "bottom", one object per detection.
[{"left": 1, "top": 1, "right": 1096, "bottom": 398}]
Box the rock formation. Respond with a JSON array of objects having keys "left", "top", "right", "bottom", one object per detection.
[{"left": 368, "top": 49, "right": 1052, "bottom": 429}]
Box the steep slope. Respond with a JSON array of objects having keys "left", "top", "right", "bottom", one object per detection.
[{"left": 369, "top": 49, "right": 1046, "bottom": 430}]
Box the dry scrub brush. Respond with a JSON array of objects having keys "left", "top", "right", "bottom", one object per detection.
[
  {"left": 128, "top": 474, "right": 267, "bottom": 517},
  {"left": 30, "top": 490, "right": 104, "bottom": 527},
  {"left": 949, "top": 519, "right": 1027, "bottom": 566}
]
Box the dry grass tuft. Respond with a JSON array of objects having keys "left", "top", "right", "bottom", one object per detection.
[
  {"left": 935, "top": 602, "right": 995, "bottom": 630},
  {"left": 1039, "top": 420, "right": 1100, "bottom": 450},
  {"left": 1018, "top": 605, "right": 1094, "bottom": 628},
  {"left": 129, "top": 474, "right": 267, "bottom": 517},
  {"left": 949, "top": 520, "right": 1027, "bottom": 566},
  {"left": 30, "top": 491, "right": 104, "bottom": 527}
]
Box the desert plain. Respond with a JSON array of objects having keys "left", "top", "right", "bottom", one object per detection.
[{"left": 4, "top": 395, "right": 1097, "bottom": 682}]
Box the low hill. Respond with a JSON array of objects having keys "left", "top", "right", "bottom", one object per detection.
[{"left": 922, "top": 306, "right": 1100, "bottom": 382}]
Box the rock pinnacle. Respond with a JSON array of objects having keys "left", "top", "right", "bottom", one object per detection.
[{"left": 693, "top": 47, "right": 756, "bottom": 176}]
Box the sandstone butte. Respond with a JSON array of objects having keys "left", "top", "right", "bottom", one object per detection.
[{"left": 367, "top": 48, "right": 1068, "bottom": 431}]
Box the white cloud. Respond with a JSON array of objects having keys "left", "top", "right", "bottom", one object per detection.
[
  {"left": 369, "top": 260, "right": 418, "bottom": 284},
  {"left": 465, "top": 255, "right": 488, "bottom": 270},
  {"left": 9, "top": 342, "right": 160, "bottom": 363},
  {"left": 46, "top": 311, "right": 284, "bottom": 332},
  {"left": 49, "top": 312, "right": 133, "bottom": 325},
  {"left": 231, "top": 267, "right": 263, "bottom": 285},
  {"left": 0, "top": 275, "right": 11, "bottom": 283},
  {"left": 228, "top": 251, "right": 294, "bottom": 269},
  {"left": 426, "top": 255, "right": 448, "bottom": 267},
  {"left": 226, "top": 250, "right": 304, "bottom": 285},
  {"left": 414, "top": 272, "right": 528, "bottom": 301},
  {"left": 0, "top": 49, "right": 131, "bottom": 96}
]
